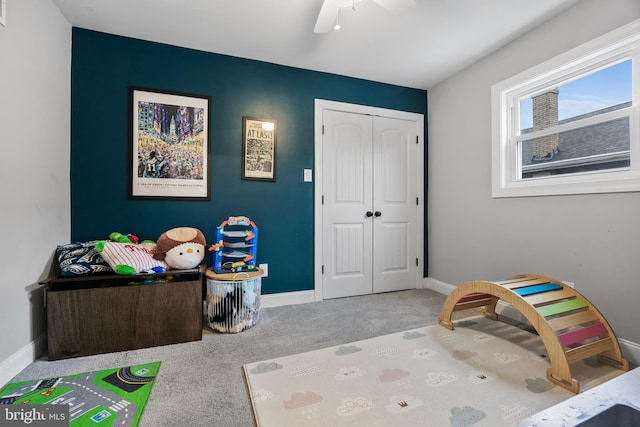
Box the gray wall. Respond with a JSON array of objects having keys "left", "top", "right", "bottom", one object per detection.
[
  {"left": 428, "top": 0, "right": 640, "bottom": 344},
  {"left": 0, "top": 0, "right": 71, "bottom": 384}
]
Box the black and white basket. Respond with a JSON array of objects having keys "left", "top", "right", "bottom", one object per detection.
[{"left": 206, "top": 273, "right": 262, "bottom": 333}]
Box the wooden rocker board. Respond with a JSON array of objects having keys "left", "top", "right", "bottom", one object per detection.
[{"left": 438, "top": 274, "right": 630, "bottom": 393}]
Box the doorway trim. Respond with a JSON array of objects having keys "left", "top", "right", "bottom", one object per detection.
[{"left": 314, "top": 99, "right": 425, "bottom": 301}]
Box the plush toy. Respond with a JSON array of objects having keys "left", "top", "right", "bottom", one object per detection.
[
  {"left": 95, "top": 239, "right": 167, "bottom": 275},
  {"left": 154, "top": 227, "right": 206, "bottom": 269},
  {"left": 108, "top": 232, "right": 140, "bottom": 244}
]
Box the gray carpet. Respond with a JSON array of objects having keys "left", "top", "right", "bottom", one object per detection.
[{"left": 9, "top": 289, "right": 449, "bottom": 426}]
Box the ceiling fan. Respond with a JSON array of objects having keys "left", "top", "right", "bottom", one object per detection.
[{"left": 314, "top": 0, "right": 416, "bottom": 33}]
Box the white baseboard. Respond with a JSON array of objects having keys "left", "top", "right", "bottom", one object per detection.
[
  {"left": 261, "top": 290, "right": 316, "bottom": 308},
  {"left": 424, "top": 276, "right": 640, "bottom": 367},
  {"left": 423, "top": 276, "right": 455, "bottom": 295},
  {"left": 0, "top": 333, "right": 47, "bottom": 388},
  {"left": 619, "top": 338, "right": 640, "bottom": 367}
]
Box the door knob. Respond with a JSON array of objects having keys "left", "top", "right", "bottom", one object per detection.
[
  {"left": 374, "top": 211, "right": 382, "bottom": 217},
  {"left": 366, "top": 211, "right": 374, "bottom": 217}
]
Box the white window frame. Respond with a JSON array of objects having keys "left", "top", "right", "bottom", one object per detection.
[{"left": 492, "top": 19, "right": 640, "bottom": 198}]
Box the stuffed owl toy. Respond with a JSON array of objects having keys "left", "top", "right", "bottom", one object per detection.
[{"left": 154, "top": 227, "right": 206, "bottom": 269}]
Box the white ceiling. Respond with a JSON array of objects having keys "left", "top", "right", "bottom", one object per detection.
[{"left": 51, "top": 0, "right": 581, "bottom": 90}]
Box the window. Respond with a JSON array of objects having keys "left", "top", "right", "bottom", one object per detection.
[{"left": 492, "top": 19, "right": 640, "bottom": 197}]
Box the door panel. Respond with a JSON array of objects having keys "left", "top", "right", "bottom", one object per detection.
[
  {"left": 373, "top": 117, "right": 417, "bottom": 293},
  {"left": 322, "top": 110, "right": 373, "bottom": 299},
  {"left": 333, "top": 224, "right": 365, "bottom": 275}
]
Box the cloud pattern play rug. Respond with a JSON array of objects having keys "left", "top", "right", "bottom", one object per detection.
[
  {"left": 0, "top": 362, "right": 160, "bottom": 426},
  {"left": 244, "top": 317, "right": 622, "bottom": 427}
]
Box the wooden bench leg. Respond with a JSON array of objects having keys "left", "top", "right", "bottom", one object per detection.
[
  {"left": 481, "top": 296, "right": 499, "bottom": 320},
  {"left": 546, "top": 368, "right": 580, "bottom": 394}
]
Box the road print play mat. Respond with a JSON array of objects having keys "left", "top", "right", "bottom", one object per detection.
[{"left": 0, "top": 362, "right": 160, "bottom": 426}]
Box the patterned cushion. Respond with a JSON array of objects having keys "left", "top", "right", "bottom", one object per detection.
[{"left": 55, "top": 240, "right": 112, "bottom": 276}]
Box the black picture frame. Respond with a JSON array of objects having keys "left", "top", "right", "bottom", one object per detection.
[
  {"left": 129, "top": 86, "right": 211, "bottom": 200},
  {"left": 242, "top": 116, "right": 277, "bottom": 181}
]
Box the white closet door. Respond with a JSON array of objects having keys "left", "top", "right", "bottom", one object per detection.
[
  {"left": 322, "top": 110, "right": 374, "bottom": 299},
  {"left": 322, "top": 110, "right": 418, "bottom": 299},
  {"left": 372, "top": 116, "right": 417, "bottom": 293}
]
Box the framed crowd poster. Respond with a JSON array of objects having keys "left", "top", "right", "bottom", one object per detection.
[{"left": 129, "top": 87, "right": 211, "bottom": 200}]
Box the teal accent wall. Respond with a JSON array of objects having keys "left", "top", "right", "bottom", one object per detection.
[{"left": 71, "top": 28, "right": 427, "bottom": 294}]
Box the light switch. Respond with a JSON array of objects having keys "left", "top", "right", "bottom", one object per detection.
[{"left": 304, "top": 169, "right": 313, "bottom": 182}]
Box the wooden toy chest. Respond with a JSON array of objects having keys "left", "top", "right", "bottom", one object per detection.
[{"left": 43, "top": 263, "right": 203, "bottom": 360}]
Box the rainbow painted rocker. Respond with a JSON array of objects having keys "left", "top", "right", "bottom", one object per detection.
[{"left": 438, "top": 274, "right": 630, "bottom": 393}]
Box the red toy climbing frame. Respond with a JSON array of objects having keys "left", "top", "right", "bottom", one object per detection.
[{"left": 438, "top": 274, "right": 630, "bottom": 393}]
